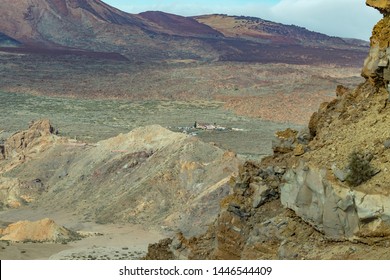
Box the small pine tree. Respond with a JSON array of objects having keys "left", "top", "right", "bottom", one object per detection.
[{"left": 345, "top": 150, "right": 376, "bottom": 187}]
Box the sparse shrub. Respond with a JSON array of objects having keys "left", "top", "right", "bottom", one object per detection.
[{"left": 345, "top": 150, "right": 377, "bottom": 187}]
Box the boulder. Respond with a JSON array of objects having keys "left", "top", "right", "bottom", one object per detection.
[
  {"left": 362, "top": 1, "right": 390, "bottom": 86},
  {"left": 281, "top": 160, "right": 390, "bottom": 239},
  {"left": 251, "top": 182, "right": 278, "bottom": 208},
  {"left": 272, "top": 128, "right": 299, "bottom": 154}
]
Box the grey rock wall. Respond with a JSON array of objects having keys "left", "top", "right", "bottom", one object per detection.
[{"left": 281, "top": 160, "right": 390, "bottom": 239}]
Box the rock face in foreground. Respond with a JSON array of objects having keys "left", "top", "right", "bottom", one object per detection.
[
  {"left": 362, "top": 0, "right": 390, "bottom": 87},
  {"left": 367, "top": 0, "right": 390, "bottom": 13},
  {"left": 279, "top": 0, "right": 390, "bottom": 238},
  {"left": 282, "top": 161, "right": 390, "bottom": 239},
  {"left": 276, "top": 1, "right": 390, "bottom": 240},
  {"left": 280, "top": 75, "right": 390, "bottom": 240},
  {"left": 280, "top": 0, "right": 390, "bottom": 240}
]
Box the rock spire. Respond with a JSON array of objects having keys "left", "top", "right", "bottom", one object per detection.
[{"left": 362, "top": 0, "right": 390, "bottom": 88}]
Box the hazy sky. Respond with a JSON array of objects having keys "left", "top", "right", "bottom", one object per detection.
[{"left": 103, "top": 0, "right": 382, "bottom": 40}]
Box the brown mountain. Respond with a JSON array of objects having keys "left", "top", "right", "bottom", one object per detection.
[
  {"left": 138, "top": 11, "right": 224, "bottom": 37},
  {"left": 0, "top": 0, "right": 147, "bottom": 44},
  {"left": 0, "top": 0, "right": 369, "bottom": 65},
  {"left": 195, "top": 14, "right": 369, "bottom": 48},
  {"left": 0, "top": 0, "right": 221, "bottom": 61}
]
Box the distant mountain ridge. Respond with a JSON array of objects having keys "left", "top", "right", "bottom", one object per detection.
[
  {"left": 195, "top": 14, "right": 369, "bottom": 48},
  {"left": 0, "top": 0, "right": 369, "bottom": 65}
]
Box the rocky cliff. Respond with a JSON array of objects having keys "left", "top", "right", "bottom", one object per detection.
[
  {"left": 145, "top": 1, "right": 390, "bottom": 260},
  {"left": 362, "top": 0, "right": 390, "bottom": 87}
]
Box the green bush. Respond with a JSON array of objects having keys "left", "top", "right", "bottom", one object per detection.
[{"left": 345, "top": 150, "right": 376, "bottom": 187}]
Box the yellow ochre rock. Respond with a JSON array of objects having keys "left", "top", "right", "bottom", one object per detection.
[{"left": 366, "top": 0, "right": 390, "bottom": 13}]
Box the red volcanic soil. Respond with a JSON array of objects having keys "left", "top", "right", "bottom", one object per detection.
[
  {"left": 49, "top": 0, "right": 69, "bottom": 16},
  {"left": 221, "top": 90, "right": 335, "bottom": 125}
]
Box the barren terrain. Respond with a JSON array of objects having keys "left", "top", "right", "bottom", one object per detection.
[
  {"left": 0, "top": 48, "right": 365, "bottom": 260},
  {"left": 0, "top": 208, "right": 163, "bottom": 260},
  {"left": 0, "top": 0, "right": 378, "bottom": 261}
]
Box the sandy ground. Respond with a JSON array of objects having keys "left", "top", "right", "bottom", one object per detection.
[{"left": 0, "top": 207, "right": 165, "bottom": 260}]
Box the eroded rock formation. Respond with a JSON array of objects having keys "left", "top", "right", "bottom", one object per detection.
[
  {"left": 0, "top": 218, "right": 80, "bottom": 242},
  {"left": 0, "top": 122, "right": 240, "bottom": 236},
  {"left": 362, "top": 0, "right": 390, "bottom": 88},
  {"left": 2, "top": 119, "right": 57, "bottom": 160},
  {"left": 367, "top": 0, "right": 390, "bottom": 14}
]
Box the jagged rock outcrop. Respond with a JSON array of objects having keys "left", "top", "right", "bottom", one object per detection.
[
  {"left": 147, "top": 162, "right": 288, "bottom": 260},
  {"left": 0, "top": 218, "right": 80, "bottom": 242},
  {"left": 280, "top": 74, "right": 390, "bottom": 240},
  {"left": 281, "top": 161, "right": 390, "bottom": 239},
  {"left": 362, "top": 1, "right": 390, "bottom": 87},
  {"left": 2, "top": 119, "right": 57, "bottom": 161},
  {"left": 279, "top": 38, "right": 390, "bottom": 241},
  {"left": 367, "top": 0, "right": 390, "bottom": 14},
  {"left": 276, "top": 0, "right": 390, "bottom": 232},
  {"left": 146, "top": 157, "right": 390, "bottom": 259},
  {"left": 0, "top": 120, "right": 57, "bottom": 208},
  {"left": 145, "top": 79, "right": 390, "bottom": 257}
]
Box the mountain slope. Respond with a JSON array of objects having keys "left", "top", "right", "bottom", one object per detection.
[
  {"left": 0, "top": 0, "right": 368, "bottom": 65},
  {"left": 0, "top": 0, "right": 221, "bottom": 61},
  {"left": 139, "top": 11, "right": 224, "bottom": 38},
  {"left": 0, "top": 121, "right": 240, "bottom": 236},
  {"left": 195, "top": 14, "right": 369, "bottom": 49},
  {"left": 0, "top": 0, "right": 147, "bottom": 43}
]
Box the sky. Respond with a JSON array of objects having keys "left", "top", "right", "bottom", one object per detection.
[{"left": 103, "top": 0, "right": 382, "bottom": 41}]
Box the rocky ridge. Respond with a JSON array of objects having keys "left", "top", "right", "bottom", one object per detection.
[
  {"left": 362, "top": 0, "right": 390, "bottom": 86},
  {"left": 0, "top": 0, "right": 368, "bottom": 65},
  {"left": 0, "top": 120, "right": 240, "bottom": 237},
  {"left": 194, "top": 14, "right": 367, "bottom": 49},
  {"left": 145, "top": 1, "right": 390, "bottom": 259}
]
